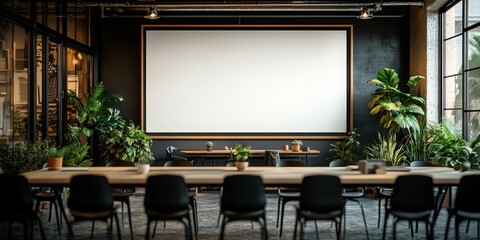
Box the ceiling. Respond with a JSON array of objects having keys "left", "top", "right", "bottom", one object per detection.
[{"left": 70, "top": 0, "right": 425, "bottom": 19}]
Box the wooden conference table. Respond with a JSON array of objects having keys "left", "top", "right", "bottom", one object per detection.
[
  {"left": 181, "top": 149, "right": 321, "bottom": 166},
  {"left": 21, "top": 166, "right": 470, "bottom": 187},
  {"left": 21, "top": 166, "right": 475, "bottom": 229}
]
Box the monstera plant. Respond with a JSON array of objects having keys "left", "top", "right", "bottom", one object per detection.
[{"left": 368, "top": 68, "right": 426, "bottom": 134}]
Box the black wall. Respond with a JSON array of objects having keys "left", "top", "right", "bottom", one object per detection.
[{"left": 98, "top": 15, "right": 410, "bottom": 165}]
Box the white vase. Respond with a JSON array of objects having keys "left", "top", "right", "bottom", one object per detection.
[{"left": 235, "top": 161, "right": 249, "bottom": 171}]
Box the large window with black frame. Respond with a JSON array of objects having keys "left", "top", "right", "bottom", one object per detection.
[{"left": 441, "top": 0, "right": 480, "bottom": 141}]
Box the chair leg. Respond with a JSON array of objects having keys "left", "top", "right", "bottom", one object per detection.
[
  {"left": 377, "top": 197, "right": 382, "bottom": 228},
  {"left": 276, "top": 196, "right": 282, "bottom": 228},
  {"left": 152, "top": 221, "right": 158, "bottom": 238},
  {"left": 455, "top": 218, "right": 461, "bottom": 240},
  {"left": 220, "top": 216, "right": 227, "bottom": 240},
  {"left": 146, "top": 221, "right": 151, "bottom": 240},
  {"left": 393, "top": 219, "right": 398, "bottom": 240},
  {"left": 382, "top": 209, "right": 389, "bottom": 240},
  {"left": 315, "top": 220, "right": 319, "bottom": 239},
  {"left": 36, "top": 215, "right": 46, "bottom": 240},
  {"left": 91, "top": 220, "right": 95, "bottom": 238},
  {"left": 190, "top": 197, "right": 198, "bottom": 239},
  {"left": 114, "top": 212, "right": 122, "bottom": 240},
  {"left": 293, "top": 215, "right": 299, "bottom": 240},
  {"left": 353, "top": 199, "right": 370, "bottom": 240},
  {"left": 216, "top": 212, "right": 222, "bottom": 228},
  {"left": 444, "top": 212, "right": 452, "bottom": 240},
  {"left": 466, "top": 219, "right": 470, "bottom": 233},
  {"left": 125, "top": 199, "right": 134, "bottom": 240},
  {"left": 279, "top": 198, "right": 287, "bottom": 237},
  {"left": 182, "top": 216, "right": 192, "bottom": 240},
  {"left": 52, "top": 200, "right": 61, "bottom": 236}
]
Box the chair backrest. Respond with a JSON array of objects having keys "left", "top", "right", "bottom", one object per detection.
[
  {"left": 67, "top": 175, "right": 113, "bottom": 212},
  {"left": 144, "top": 175, "right": 190, "bottom": 213},
  {"left": 391, "top": 175, "right": 434, "bottom": 212},
  {"left": 106, "top": 160, "right": 135, "bottom": 167},
  {"left": 409, "top": 161, "right": 434, "bottom": 167},
  {"left": 221, "top": 175, "right": 265, "bottom": 212},
  {"left": 300, "top": 175, "right": 344, "bottom": 212},
  {"left": 164, "top": 160, "right": 193, "bottom": 167},
  {"left": 165, "top": 146, "right": 179, "bottom": 161},
  {"left": 454, "top": 174, "right": 480, "bottom": 212},
  {"left": 265, "top": 151, "right": 281, "bottom": 166},
  {"left": 276, "top": 159, "right": 305, "bottom": 167},
  {"left": 329, "top": 159, "right": 354, "bottom": 167},
  {"left": 0, "top": 175, "right": 33, "bottom": 215}
]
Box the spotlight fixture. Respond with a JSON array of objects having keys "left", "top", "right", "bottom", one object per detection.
[
  {"left": 359, "top": 7, "right": 374, "bottom": 20},
  {"left": 144, "top": 7, "right": 160, "bottom": 19}
]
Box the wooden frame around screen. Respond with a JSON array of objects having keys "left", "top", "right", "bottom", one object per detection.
[{"left": 141, "top": 24, "right": 353, "bottom": 140}]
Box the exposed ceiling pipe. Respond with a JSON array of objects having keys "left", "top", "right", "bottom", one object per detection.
[{"left": 80, "top": 1, "right": 424, "bottom": 9}]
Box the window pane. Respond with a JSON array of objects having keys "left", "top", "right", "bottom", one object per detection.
[
  {"left": 467, "top": 111, "right": 480, "bottom": 141},
  {"left": 468, "top": 0, "right": 480, "bottom": 27},
  {"left": 445, "top": 75, "right": 463, "bottom": 108},
  {"left": 445, "top": 36, "right": 463, "bottom": 76},
  {"left": 1, "top": 0, "right": 29, "bottom": 18},
  {"left": 467, "top": 27, "right": 480, "bottom": 70},
  {"left": 444, "top": 1, "right": 463, "bottom": 38},
  {"left": 467, "top": 68, "right": 480, "bottom": 110},
  {"left": 66, "top": 5, "right": 90, "bottom": 46},
  {"left": 444, "top": 110, "right": 463, "bottom": 131}
]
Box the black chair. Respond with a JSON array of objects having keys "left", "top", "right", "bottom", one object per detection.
[
  {"left": 329, "top": 159, "right": 369, "bottom": 239},
  {"left": 166, "top": 146, "right": 189, "bottom": 162},
  {"left": 219, "top": 175, "right": 268, "bottom": 240},
  {"left": 294, "top": 175, "right": 345, "bottom": 240},
  {"left": 382, "top": 175, "right": 434, "bottom": 240},
  {"left": 445, "top": 174, "right": 480, "bottom": 240},
  {"left": 144, "top": 175, "right": 193, "bottom": 240},
  {"left": 410, "top": 160, "right": 435, "bottom": 167},
  {"left": 67, "top": 175, "right": 122, "bottom": 240},
  {"left": 0, "top": 175, "right": 46, "bottom": 240},
  {"left": 157, "top": 160, "right": 198, "bottom": 238},
  {"left": 276, "top": 159, "right": 305, "bottom": 237},
  {"left": 105, "top": 160, "right": 135, "bottom": 240}
]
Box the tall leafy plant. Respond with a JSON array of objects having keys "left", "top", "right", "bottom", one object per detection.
[
  {"left": 0, "top": 140, "right": 49, "bottom": 175},
  {"left": 368, "top": 68, "right": 426, "bottom": 134},
  {"left": 66, "top": 82, "right": 125, "bottom": 144}
]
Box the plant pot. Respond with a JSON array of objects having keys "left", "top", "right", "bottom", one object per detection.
[
  {"left": 235, "top": 161, "right": 249, "bottom": 171},
  {"left": 48, "top": 157, "right": 63, "bottom": 171},
  {"left": 292, "top": 145, "right": 301, "bottom": 152},
  {"left": 207, "top": 146, "right": 213, "bottom": 151}
]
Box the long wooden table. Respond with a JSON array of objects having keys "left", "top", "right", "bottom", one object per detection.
[
  {"left": 21, "top": 166, "right": 476, "bottom": 230},
  {"left": 180, "top": 149, "right": 321, "bottom": 166},
  {"left": 21, "top": 166, "right": 470, "bottom": 187}
]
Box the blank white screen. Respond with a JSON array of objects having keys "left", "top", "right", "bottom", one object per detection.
[{"left": 145, "top": 30, "right": 348, "bottom": 133}]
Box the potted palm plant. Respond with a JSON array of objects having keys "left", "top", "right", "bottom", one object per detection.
[
  {"left": 47, "top": 146, "right": 65, "bottom": 170},
  {"left": 225, "top": 144, "right": 251, "bottom": 170}
]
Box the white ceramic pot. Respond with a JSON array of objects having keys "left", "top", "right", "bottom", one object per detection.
[{"left": 235, "top": 161, "right": 249, "bottom": 171}]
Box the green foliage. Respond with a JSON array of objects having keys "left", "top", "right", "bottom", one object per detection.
[
  {"left": 63, "top": 143, "right": 93, "bottom": 167},
  {"left": 225, "top": 144, "right": 251, "bottom": 162},
  {"left": 206, "top": 141, "right": 214, "bottom": 147},
  {"left": 47, "top": 147, "right": 64, "bottom": 158},
  {"left": 428, "top": 120, "right": 468, "bottom": 166},
  {"left": 368, "top": 68, "right": 426, "bottom": 134},
  {"left": 447, "top": 146, "right": 480, "bottom": 172},
  {"left": 103, "top": 122, "right": 154, "bottom": 165},
  {"left": 66, "top": 82, "right": 125, "bottom": 144},
  {"left": 328, "top": 129, "right": 362, "bottom": 163},
  {"left": 365, "top": 132, "right": 407, "bottom": 166},
  {"left": 291, "top": 140, "right": 303, "bottom": 146},
  {"left": 0, "top": 140, "right": 49, "bottom": 175},
  {"left": 404, "top": 126, "right": 441, "bottom": 162}
]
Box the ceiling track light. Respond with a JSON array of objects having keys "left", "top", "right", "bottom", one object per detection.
[
  {"left": 145, "top": 7, "right": 160, "bottom": 19},
  {"left": 358, "top": 6, "right": 374, "bottom": 20}
]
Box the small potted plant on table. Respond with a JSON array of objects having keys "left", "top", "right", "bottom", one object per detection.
[
  {"left": 291, "top": 140, "right": 303, "bottom": 152},
  {"left": 225, "top": 144, "right": 251, "bottom": 170},
  {"left": 48, "top": 147, "right": 65, "bottom": 171},
  {"left": 206, "top": 141, "right": 214, "bottom": 151}
]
